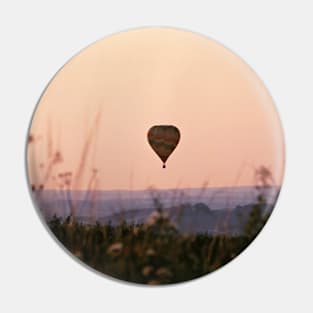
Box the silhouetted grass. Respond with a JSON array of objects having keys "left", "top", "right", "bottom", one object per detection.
[{"left": 48, "top": 201, "right": 267, "bottom": 285}]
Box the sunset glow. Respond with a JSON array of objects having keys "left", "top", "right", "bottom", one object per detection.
[{"left": 28, "top": 27, "right": 284, "bottom": 190}]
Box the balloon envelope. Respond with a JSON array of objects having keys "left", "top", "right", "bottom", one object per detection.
[{"left": 147, "top": 125, "right": 180, "bottom": 168}]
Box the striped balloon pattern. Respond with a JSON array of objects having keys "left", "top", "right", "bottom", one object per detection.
[{"left": 147, "top": 125, "right": 180, "bottom": 168}]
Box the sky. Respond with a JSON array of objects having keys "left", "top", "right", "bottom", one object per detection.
[{"left": 27, "top": 27, "right": 285, "bottom": 190}]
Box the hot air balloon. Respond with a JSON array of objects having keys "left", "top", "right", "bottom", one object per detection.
[{"left": 147, "top": 125, "right": 180, "bottom": 168}]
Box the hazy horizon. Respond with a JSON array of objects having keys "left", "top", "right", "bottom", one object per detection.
[{"left": 37, "top": 183, "right": 281, "bottom": 192}]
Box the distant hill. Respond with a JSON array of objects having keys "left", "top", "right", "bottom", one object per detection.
[
  {"left": 95, "top": 202, "right": 272, "bottom": 235},
  {"left": 47, "top": 201, "right": 272, "bottom": 235},
  {"left": 33, "top": 186, "right": 278, "bottom": 234}
]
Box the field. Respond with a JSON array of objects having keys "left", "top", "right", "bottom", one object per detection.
[{"left": 48, "top": 199, "right": 268, "bottom": 285}]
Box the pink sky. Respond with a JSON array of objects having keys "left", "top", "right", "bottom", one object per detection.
[{"left": 27, "top": 27, "right": 285, "bottom": 190}]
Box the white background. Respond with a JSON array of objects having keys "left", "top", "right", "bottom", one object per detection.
[{"left": 0, "top": 1, "right": 312, "bottom": 312}]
